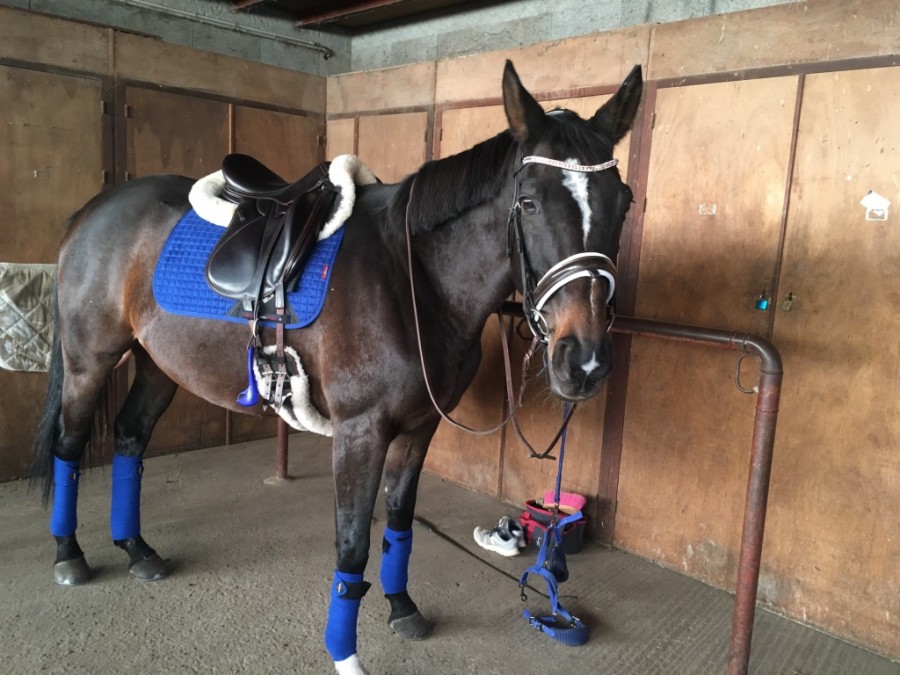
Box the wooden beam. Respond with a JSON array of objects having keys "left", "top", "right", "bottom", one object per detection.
[
  {"left": 233, "top": 0, "right": 268, "bottom": 9},
  {"left": 294, "top": 0, "right": 410, "bottom": 26}
]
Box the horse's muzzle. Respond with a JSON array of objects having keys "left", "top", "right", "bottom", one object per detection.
[{"left": 548, "top": 334, "right": 613, "bottom": 401}]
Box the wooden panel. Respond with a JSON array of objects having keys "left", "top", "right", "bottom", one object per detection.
[
  {"left": 327, "top": 62, "right": 435, "bottom": 115},
  {"left": 615, "top": 78, "right": 798, "bottom": 589},
  {"left": 0, "top": 67, "right": 104, "bottom": 262},
  {"left": 423, "top": 105, "right": 509, "bottom": 493},
  {"left": 124, "top": 87, "right": 230, "bottom": 456},
  {"left": 229, "top": 106, "right": 322, "bottom": 444},
  {"left": 634, "top": 77, "right": 798, "bottom": 332},
  {"left": 649, "top": 0, "right": 900, "bottom": 81},
  {"left": 0, "top": 7, "right": 111, "bottom": 75},
  {"left": 436, "top": 28, "right": 650, "bottom": 104},
  {"left": 437, "top": 105, "right": 506, "bottom": 158},
  {"left": 356, "top": 112, "right": 428, "bottom": 184},
  {"left": 764, "top": 67, "right": 900, "bottom": 656},
  {"left": 233, "top": 106, "right": 321, "bottom": 180},
  {"left": 326, "top": 118, "right": 357, "bottom": 159},
  {"left": 616, "top": 341, "right": 757, "bottom": 587},
  {"left": 0, "top": 67, "right": 104, "bottom": 480},
  {"left": 115, "top": 33, "right": 325, "bottom": 113},
  {"left": 126, "top": 87, "right": 229, "bottom": 179}
]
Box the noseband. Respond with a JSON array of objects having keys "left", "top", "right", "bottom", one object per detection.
[{"left": 508, "top": 154, "right": 619, "bottom": 343}]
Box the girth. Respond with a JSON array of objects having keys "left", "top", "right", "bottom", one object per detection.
[{"left": 206, "top": 155, "right": 338, "bottom": 316}]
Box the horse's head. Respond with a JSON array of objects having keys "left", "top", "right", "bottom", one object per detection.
[{"left": 503, "top": 61, "right": 643, "bottom": 401}]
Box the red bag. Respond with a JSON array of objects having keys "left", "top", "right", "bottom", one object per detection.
[{"left": 519, "top": 500, "right": 587, "bottom": 554}]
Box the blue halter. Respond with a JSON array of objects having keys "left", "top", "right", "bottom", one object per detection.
[{"left": 518, "top": 402, "right": 589, "bottom": 645}]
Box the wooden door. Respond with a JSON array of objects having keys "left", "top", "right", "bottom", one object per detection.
[
  {"left": 765, "top": 67, "right": 900, "bottom": 656},
  {"left": 229, "top": 106, "right": 323, "bottom": 444},
  {"left": 356, "top": 112, "right": 428, "bottom": 183},
  {"left": 124, "top": 86, "right": 230, "bottom": 456},
  {"left": 0, "top": 66, "right": 104, "bottom": 479},
  {"left": 326, "top": 118, "right": 356, "bottom": 159},
  {"left": 233, "top": 106, "right": 321, "bottom": 180},
  {"left": 615, "top": 77, "right": 799, "bottom": 589}
]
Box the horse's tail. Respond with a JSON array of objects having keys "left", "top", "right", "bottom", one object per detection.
[{"left": 30, "top": 277, "right": 63, "bottom": 507}]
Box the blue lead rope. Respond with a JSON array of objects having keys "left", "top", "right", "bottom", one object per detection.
[{"left": 518, "top": 402, "right": 590, "bottom": 646}]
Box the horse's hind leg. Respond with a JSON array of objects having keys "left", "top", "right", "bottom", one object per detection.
[
  {"left": 48, "top": 348, "right": 127, "bottom": 585},
  {"left": 109, "top": 343, "right": 177, "bottom": 580},
  {"left": 379, "top": 421, "right": 438, "bottom": 641}
]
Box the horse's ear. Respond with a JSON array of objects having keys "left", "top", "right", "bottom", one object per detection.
[
  {"left": 591, "top": 65, "right": 643, "bottom": 144},
  {"left": 502, "top": 60, "right": 545, "bottom": 143}
]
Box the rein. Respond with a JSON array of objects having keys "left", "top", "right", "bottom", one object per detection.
[{"left": 403, "top": 150, "right": 620, "bottom": 456}]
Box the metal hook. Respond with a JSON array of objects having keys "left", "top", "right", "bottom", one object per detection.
[{"left": 734, "top": 353, "right": 758, "bottom": 395}]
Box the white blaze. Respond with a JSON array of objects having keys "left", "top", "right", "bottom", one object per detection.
[{"left": 561, "top": 159, "right": 592, "bottom": 249}]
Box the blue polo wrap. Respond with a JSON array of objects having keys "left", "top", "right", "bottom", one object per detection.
[
  {"left": 50, "top": 458, "right": 80, "bottom": 537},
  {"left": 324, "top": 570, "right": 368, "bottom": 662},
  {"left": 380, "top": 527, "right": 413, "bottom": 595},
  {"left": 110, "top": 453, "right": 142, "bottom": 540}
]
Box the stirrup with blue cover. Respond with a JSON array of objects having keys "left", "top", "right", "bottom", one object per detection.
[{"left": 518, "top": 509, "right": 589, "bottom": 646}]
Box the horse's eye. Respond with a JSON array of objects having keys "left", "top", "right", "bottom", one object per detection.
[{"left": 519, "top": 197, "right": 538, "bottom": 215}]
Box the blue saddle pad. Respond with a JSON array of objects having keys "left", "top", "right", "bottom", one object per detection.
[{"left": 153, "top": 209, "right": 344, "bottom": 328}]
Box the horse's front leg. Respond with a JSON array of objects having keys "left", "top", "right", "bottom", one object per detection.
[
  {"left": 109, "top": 345, "right": 177, "bottom": 580},
  {"left": 326, "top": 416, "right": 392, "bottom": 675},
  {"left": 379, "top": 420, "right": 439, "bottom": 641}
]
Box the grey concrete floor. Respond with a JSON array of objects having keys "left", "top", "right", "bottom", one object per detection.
[{"left": 2, "top": 434, "right": 897, "bottom": 675}]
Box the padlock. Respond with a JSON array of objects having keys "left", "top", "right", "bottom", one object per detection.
[{"left": 781, "top": 292, "right": 794, "bottom": 312}]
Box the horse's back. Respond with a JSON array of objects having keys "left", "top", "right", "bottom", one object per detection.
[{"left": 57, "top": 175, "right": 194, "bottom": 343}]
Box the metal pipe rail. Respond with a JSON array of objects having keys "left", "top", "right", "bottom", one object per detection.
[{"left": 610, "top": 316, "right": 782, "bottom": 675}]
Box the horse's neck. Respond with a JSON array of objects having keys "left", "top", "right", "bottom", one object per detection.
[{"left": 413, "top": 200, "right": 515, "bottom": 342}]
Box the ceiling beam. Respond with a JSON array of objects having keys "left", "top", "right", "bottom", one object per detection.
[
  {"left": 233, "top": 0, "right": 268, "bottom": 9},
  {"left": 293, "top": 0, "right": 411, "bottom": 26}
]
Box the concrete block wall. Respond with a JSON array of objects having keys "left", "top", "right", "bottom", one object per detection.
[{"left": 1, "top": 0, "right": 798, "bottom": 75}]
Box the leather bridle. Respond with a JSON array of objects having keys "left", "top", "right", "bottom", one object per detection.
[
  {"left": 404, "top": 150, "right": 622, "bottom": 457},
  {"left": 508, "top": 153, "right": 620, "bottom": 343}
]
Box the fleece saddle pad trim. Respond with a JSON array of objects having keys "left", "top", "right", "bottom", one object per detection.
[{"left": 153, "top": 209, "right": 343, "bottom": 328}]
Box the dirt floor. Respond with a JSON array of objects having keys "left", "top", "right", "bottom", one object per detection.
[{"left": 2, "top": 434, "right": 897, "bottom": 675}]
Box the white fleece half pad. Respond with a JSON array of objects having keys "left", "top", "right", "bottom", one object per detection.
[
  {"left": 188, "top": 155, "right": 378, "bottom": 240},
  {"left": 252, "top": 345, "right": 332, "bottom": 437}
]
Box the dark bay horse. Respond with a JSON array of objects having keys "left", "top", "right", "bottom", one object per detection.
[{"left": 32, "top": 61, "right": 642, "bottom": 674}]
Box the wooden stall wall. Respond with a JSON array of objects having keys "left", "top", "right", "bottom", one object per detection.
[
  {"left": 0, "top": 6, "right": 325, "bottom": 478},
  {"left": 765, "top": 66, "right": 900, "bottom": 656},
  {"left": 0, "top": 65, "right": 105, "bottom": 480},
  {"left": 324, "top": 0, "right": 899, "bottom": 657}
]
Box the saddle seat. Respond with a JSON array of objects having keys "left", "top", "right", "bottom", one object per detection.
[
  {"left": 222, "top": 154, "right": 303, "bottom": 200},
  {"left": 206, "top": 154, "right": 338, "bottom": 315}
]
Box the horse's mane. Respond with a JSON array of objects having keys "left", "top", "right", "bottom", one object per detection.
[
  {"left": 390, "top": 130, "right": 517, "bottom": 234},
  {"left": 389, "top": 109, "right": 618, "bottom": 234}
]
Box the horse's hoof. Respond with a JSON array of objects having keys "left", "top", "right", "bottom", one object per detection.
[
  {"left": 53, "top": 556, "right": 92, "bottom": 586},
  {"left": 129, "top": 553, "right": 170, "bottom": 581},
  {"left": 389, "top": 610, "right": 433, "bottom": 641}
]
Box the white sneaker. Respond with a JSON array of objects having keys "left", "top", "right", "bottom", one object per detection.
[{"left": 473, "top": 516, "right": 525, "bottom": 557}]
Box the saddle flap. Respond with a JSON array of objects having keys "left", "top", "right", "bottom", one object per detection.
[{"left": 206, "top": 200, "right": 279, "bottom": 301}]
